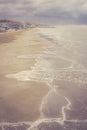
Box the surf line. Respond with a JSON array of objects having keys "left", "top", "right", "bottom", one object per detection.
[
  {"left": 61, "top": 96, "right": 72, "bottom": 122},
  {"left": 50, "top": 85, "right": 72, "bottom": 123},
  {"left": 40, "top": 84, "right": 72, "bottom": 123},
  {"left": 48, "top": 85, "right": 72, "bottom": 123},
  {"left": 27, "top": 85, "right": 72, "bottom": 130}
]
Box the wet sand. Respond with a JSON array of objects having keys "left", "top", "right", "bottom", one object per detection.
[
  {"left": 0, "top": 29, "right": 51, "bottom": 122},
  {"left": 0, "top": 30, "right": 22, "bottom": 44}
]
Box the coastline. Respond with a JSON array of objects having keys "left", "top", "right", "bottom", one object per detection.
[
  {"left": 0, "top": 26, "right": 87, "bottom": 130},
  {"left": 0, "top": 28, "right": 51, "bottom": 122}
]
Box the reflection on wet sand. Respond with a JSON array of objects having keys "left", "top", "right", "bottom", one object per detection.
[
  {"left": 1, "top": 26, "right": 87, "bottom": 130},
  {"left": 0, "top": 29, "right": 50, "bottom": 122}
]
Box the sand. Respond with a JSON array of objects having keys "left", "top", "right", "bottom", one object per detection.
[{"left": 0, "top": 29, "right": 51, "bottom": 122}]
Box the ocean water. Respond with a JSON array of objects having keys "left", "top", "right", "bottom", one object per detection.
[{"left": 7, "top": 25, "right": 87, "bottom": 130}]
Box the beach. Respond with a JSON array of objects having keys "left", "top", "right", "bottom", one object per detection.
[
  {"left": 0, "top": 29, "right": 50, "bottom": 122},
  {"left": 1, "top": 26, "right": 87, "bottom": 130}
]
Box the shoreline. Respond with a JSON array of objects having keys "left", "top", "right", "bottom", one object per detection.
[
  {"left": 0, "top": 28, "right": 51, "bottom": 122},
  {"left": 0, "top": 26, "right": 87, "bottom": 130}
]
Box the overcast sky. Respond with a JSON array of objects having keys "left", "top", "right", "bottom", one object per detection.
[{"left": 0, "top": 0, "right": 87, "bottom": 24}]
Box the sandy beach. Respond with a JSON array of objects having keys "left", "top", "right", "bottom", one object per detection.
[
  {"left": 0, "top": 29, "right": 51, "bottom": 122},
  {"left": 0, "top": 26, "right": 87, "bottom": 130}
]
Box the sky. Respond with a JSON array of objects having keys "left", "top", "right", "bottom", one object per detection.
[{"left": 0, "top": 0, "right": 87, "bottom": 24}]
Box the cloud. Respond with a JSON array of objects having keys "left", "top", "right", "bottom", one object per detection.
[{"left": 0, "top": 0, "right": 87, "bottom": 24}]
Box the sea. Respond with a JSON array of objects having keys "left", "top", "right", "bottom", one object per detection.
[
  {"left": 7, "top": 25, "right": 87, "bottom": 130},
  {"left": 29, "top": 25, "right": 87, "bottom": 130}
]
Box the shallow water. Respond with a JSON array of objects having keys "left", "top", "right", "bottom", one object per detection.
[{"left": 6, "top": 25, "right": 87, "bottom": 130}]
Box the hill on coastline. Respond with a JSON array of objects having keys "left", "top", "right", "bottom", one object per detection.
[{"left": 0, "top": 19, "right": 33, "bottom": 32}]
